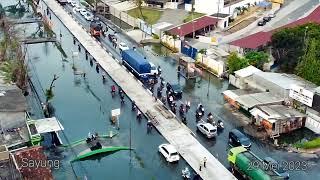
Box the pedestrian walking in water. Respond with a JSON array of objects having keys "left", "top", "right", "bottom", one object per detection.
[{"left": 203, "top": 157, "right": 207, "bottom": 168}]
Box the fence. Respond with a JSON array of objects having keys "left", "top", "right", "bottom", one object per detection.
[{"left": 108, "top": 5, "right": 154, "bottom": 35}]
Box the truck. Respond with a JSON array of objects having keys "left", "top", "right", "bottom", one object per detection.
[
  {"left": 121, "top": 49, "right": 158, "bottom": 80},
  {"left": 228, "top": 146, "right": 287, "bottom": 180}
]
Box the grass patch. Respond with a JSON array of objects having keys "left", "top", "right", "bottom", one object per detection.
[
  {"left": 127, "top": 7, "right": 163, "bottom": 25},
  {"left": 183, "top": 12, "right": 204, "bottom": 23},
  {"left": 295, "top": 137, "right": 320, "bottom": 149}
]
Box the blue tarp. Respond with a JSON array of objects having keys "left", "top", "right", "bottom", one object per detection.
[{"left": 257, "top": 1, "right": 272, "bottom": 8}]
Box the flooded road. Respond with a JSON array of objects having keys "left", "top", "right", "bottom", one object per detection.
[{"left": 2, "top": 0, "right": 320, "bottom": 179}]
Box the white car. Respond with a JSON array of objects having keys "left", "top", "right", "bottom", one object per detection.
[
  {"left": 149, "top": 62, "right": 159, "bottom": 75},
  {"left": 158, "top": 144, "right": 180, "bottom": 162},
  {"left": 80, "top": 8, "right": 87, "bottom": 16},
  {"left": 119, "top": 42, "right": 130, "bottom": 51},
  {"left": 84, "top": 12, "right": 94, "bottom": 21},
  {"left": 197, "top": 121, "right": 217, "bottom": 138},
  {"left": 73, "top": 5, "right": 81, "bottom": 12},
  {"left": 69, "top": 1, "right": 77, "bottom": 7}
]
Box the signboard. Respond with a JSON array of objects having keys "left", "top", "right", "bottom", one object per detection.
[{"left": 289, "top": 84, "right": 314, "bottom": 107}]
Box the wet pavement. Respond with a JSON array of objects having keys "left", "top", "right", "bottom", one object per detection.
[{"left": 3, "top": 0, "right": 320, "bottom": 179}]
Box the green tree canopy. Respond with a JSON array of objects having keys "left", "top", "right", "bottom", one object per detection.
[
  {"left": 271, "top": 23, "right": 320, "bottom": 73},
  {"left": 227, "top": 52, "right": 249, "bottom": 74},
  {"left": 296, "top": 39, "right": 320, "bottom": 86},
  {"left": 245, "top": 51, "right": 269, "bottom": 69}
]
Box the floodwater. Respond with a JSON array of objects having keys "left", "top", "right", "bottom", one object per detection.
[{"left": 2, "top": 0, "right": 320, "bottom": 179}]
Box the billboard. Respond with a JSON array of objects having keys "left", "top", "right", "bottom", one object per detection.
[{"left": 289, "top": 84, "right": 314, "bottom": 107}]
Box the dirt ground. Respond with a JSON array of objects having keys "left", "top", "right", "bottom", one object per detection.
[{"left": 225, "top": 17, "right": 258, "bottom": 34}]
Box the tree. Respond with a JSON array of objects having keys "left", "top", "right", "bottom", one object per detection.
[
  {"left": 134, "top": 0, "right": 145, "bottom": 21},
  {"left": 227, "top": 52, "right": 249, "bottom": 74},
  {"left": 245, "top": 51, "right": 269, "bottom": 69},
  {"left": 45, "top": 74, "right": 59, "bottom": 103},
  {"left": 296, "top": 39, "right": 320, "bottom": 85},
  {"left": 271, "top": 23, "right": 320, "bottom": 73},
  {"left": 198, "top": 48, "right": 207, "bottom": 64}
]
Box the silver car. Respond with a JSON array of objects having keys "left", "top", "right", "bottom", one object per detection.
[{"left": 197, "top": 121, "right": 217, "bottom": 138}]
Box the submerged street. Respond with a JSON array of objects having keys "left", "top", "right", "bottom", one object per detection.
[{"left": 3, "top": 0, "right": 319, "bottom": 179}]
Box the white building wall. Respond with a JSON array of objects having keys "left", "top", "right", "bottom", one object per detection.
[
  {"left": 193, "top": 0, "right": 264, "bottom": 15},
  {"left": 305, "top": 109, "right": 320, "bottom": 134}
]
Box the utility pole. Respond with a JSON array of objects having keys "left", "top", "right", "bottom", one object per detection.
[{"left": 207, "top": 75, "right": 210, "bottom": 96}]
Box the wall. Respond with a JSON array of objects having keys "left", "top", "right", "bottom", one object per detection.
[
  {"left": 198, "top": 54, "right": 225, "bottom": 77},
  {"left": 164, "top": 2, "right": 179, "bottom": 9},
  {"left": 192, "top": 0, "right": 264, "bottom": 15},
  {"left": 160, "top": 34, "right": 181, "bottom": 51},
  {"left": 109, "top": 5, "right": 140, "bottom": 28},
  {"left": 305, "top": 108, "right": 320, "bottom": 134}
]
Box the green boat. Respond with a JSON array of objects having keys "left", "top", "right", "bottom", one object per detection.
[{"left": 71, "top": 146, "right": 131, "bottom": 162}]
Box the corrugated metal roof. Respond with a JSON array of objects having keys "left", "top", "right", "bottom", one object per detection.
[
  {"left": 168, "top": 16, "right": 219, "bottom": 36},
  {"left": 230, "top": 6, "right": 320, "bottom": 49},
  {"left": 236, "top": 92, "right": 284, "bottom": 110},
  {"left": 234, "top": 65, "right": 262, "bottom": 78}
]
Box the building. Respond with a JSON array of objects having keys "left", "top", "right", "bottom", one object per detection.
[
  {"left": 0, "top": 80, "right": 30, "bottom": 150},
  {"left": 145, "top": 0, "right": 184, "bottom": 9},
  {"left": 188, "top": 0, "right": 264, "bottom": 16},
  {"left": 228, "top": 66, "right": 320, "bottom": 134},
  {"left": 250, "top": 105, "right": 306, "bottom": 137},
  {"left": 229, "top": 65, "right": 262, "bottom": 89},
  {"left": 223, "top": 90, "right": 284, "bottom": 113},
  {"left": 14, "top": 146, "right": 54, "bottom": 180},
  {"left": 196, "top": 47, "right": 229, "bottom": 77},
  {"left": 0, "top": 145, "right": 22, "bottom": 180}
]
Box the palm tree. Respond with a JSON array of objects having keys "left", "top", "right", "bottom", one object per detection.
[
  {"left": 198, "top": 48, "right": 207, "bottom": 64},
  {"left": 133, "top": 0, "right": 146, "bottom": 21},
  {"left": 172, "top": 34, "right": 177, "bottom": 49}
]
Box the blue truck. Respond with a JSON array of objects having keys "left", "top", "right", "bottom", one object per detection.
[{"left": 121, "top": 50, "right": 158, "bottom": 80}]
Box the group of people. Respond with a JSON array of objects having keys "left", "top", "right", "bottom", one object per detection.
[
  {"left": 86, "top": 132, "right": 99, "bottom": 143},
  {"left": 110, "top": 85, "right": 125, "bottom": 103}
]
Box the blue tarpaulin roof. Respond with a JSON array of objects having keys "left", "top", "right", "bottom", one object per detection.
[{"left": 257, "top": 1, "right": 272, "bottom": 7}]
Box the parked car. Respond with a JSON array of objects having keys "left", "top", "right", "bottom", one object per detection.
[
  {"left": 119, "top": 42, "right": 129, "bottom": 51},
  {"left": 158, "top": 144, "right": 180, "bottom": 162},
  {"left": 197, "top": 121, "right": 217, "bottom": 138},
  {"left": 268, "top": 13, "right": 276, "bottom": 18},
  {"left": 166, "top": 83, "right": 182, "bottom": 99},
  {"left": 257, "top": 20, "right": 266, "bottom": 26},
  {"left": 229, "top": 129, "right": 251, "bottom": 148},
  {"left": 263, "top": 157, "right": 289, "bottom": 179},
  {"left": 73, "top": 5, "right": 81, "bottom": 12},
  {"left": 79, "top": 8, "right": 87, "bottom": 16},
  {"left": 263, "top": 16, "right": 271, "bottom": 22},
  {"left": 84, "top": 12, "right": 94, "bottom": 21}
]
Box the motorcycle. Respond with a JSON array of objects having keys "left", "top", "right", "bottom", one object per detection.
[
  {"left": 195, "top": 110, "right": 202, "bottom": 120},
  {"left": 181, "top": 167, "right": 191, "bottom": 179}
]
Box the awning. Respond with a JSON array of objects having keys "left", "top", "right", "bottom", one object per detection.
[
  {"left": 168, "top": 16, "right": 219, "bottom": 37},
  {"left": 33, "top": 117, "right": 64, "bottom": 134}
]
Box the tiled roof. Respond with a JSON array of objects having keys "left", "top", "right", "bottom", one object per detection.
[
  {"left": 230, "top": 6, "right": 320, "bottom": 49},
  {"left": 14, "top": 146, "right": 53, "bottom": 180},
  {"left": 168, "top": 16, "right": 219, "bottom": 36}
]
